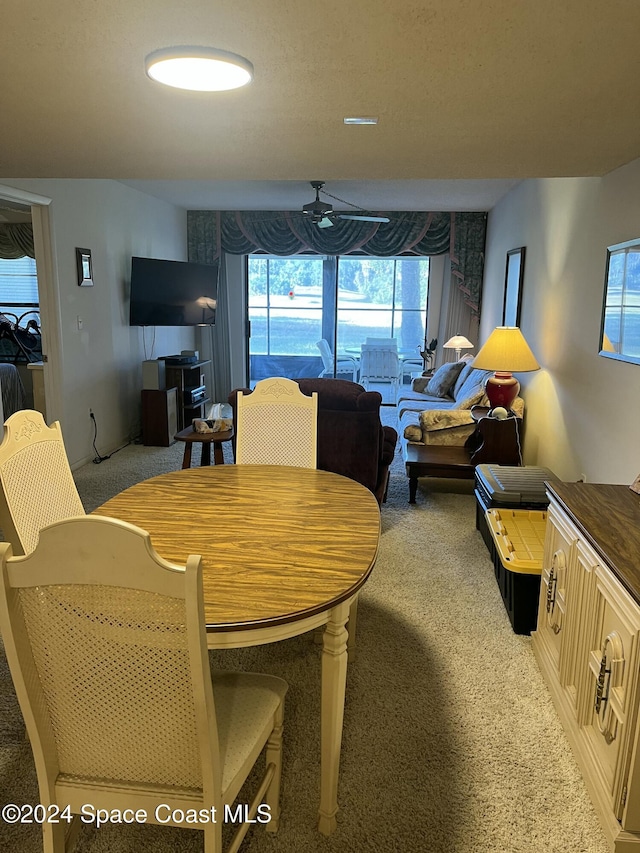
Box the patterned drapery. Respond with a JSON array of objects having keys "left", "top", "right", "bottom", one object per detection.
[
  {"left": 0, "top": 224, "right": 35, "bottom": 259},
  {"left": 450, "top": 212, "right": 488, "bottom": 315},
  {"left": 187, "top": 209, "right": 487, "bottom": 314}
]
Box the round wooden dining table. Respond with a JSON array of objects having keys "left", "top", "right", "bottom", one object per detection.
[{"left": 94, "top": 464, "right": 380, "bottom": 835}]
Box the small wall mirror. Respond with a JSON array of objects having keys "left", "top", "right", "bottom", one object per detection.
[{"left": 600, "top": 238, "right": 640, "bottom": 365}]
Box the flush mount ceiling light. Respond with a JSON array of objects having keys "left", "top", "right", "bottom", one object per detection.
[{"left": 145, "top": 46, "right": 254, "bottom": 91}]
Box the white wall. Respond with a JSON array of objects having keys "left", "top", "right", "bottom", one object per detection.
[
  {"left": 0, "top": 179, "right": 193, "bottom": 467},
  {"left": 482, "top": 160, "right": 640, "bottom": 483}
]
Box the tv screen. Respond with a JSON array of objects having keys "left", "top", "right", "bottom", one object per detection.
[{"left": 129, "top": 256, "right": 219, "bottom": 326}]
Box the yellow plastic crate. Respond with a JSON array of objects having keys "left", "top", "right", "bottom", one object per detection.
[
  {"left": 485, "top": 508, "right": 547, "bottom": 575},
  {"left": 484, "top": 508, "right": 547, "bottom": 634}
]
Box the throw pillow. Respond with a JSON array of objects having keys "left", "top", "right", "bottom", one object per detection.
[
  {"left": 425, "top": 361, "right": 466, "bottom": 398},
  {"left": 411, "top": 375, "right": 431, "bottom": 393},
  {"left": 451, "top": 362, "right": 474, "bottom": 398},
  {"left": 454, "top": 367, "right": 490, "bottom": 407},
  {"left": 455, "top": 388, "right": 488, "bottom": 410}
]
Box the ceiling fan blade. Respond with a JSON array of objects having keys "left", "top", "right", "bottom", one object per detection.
[
  {"left": 317, "top": 216, "right": 334, "bottom": 228},
  {"left": 337, "top": 214, "right": 390, "bottom": 223}
]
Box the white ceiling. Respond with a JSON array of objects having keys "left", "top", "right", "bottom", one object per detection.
[
  {"left": 117, "top": 178, "right": 520, "bottom": 211},
  {"left": 3, "top": 1, "right": 640, "bottom": 212}
]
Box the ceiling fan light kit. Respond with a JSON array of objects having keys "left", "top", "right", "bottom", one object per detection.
[
  {"left": 145, "top": 46, "right": 254, "bottom": 91},
  {"left": 301, "top": 182, "right": 334, "bottom": 222}
]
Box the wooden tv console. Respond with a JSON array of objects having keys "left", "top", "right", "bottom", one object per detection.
[{"left": 402, "top": 406, "right": 522, "bottom": 503}]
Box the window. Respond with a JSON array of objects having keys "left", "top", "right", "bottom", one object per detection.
[
  {"left": 336, "top": 257, "right": 428, "bottom": 353},
  {"left": 248, "top": 256, "right": 324, "bottom": 356},
  {"left": 247, "top": 255, "right": 429, "bottom": 380},
  {"left": 0, "top": 255, "right": 39, "bottom": 323},
  {"left": 601, "top": 240, "right": 640, "bottom": 363}
]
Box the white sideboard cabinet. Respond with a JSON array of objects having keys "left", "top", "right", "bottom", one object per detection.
[{"left": 532, "top": 483, "right": 640, "bottom": 851}]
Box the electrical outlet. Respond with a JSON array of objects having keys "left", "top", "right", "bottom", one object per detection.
[{"left": 89, "top": 408, "right": 94, "bottom": 418}]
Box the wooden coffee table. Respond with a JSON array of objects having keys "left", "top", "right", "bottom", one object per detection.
[
  {"left": 402, "top": 406, "right": 522, "bottom": 502},
  {"left": 174, "top": 425, "right": 234, "bottom": 468}
]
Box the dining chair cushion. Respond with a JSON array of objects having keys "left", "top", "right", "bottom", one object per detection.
[{"left": 213, "top": 671, "right": 288, "bottom": 801}]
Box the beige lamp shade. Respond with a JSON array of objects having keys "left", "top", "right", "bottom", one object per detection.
[
  {"left": 443, "top": 334, "right": 474, "bottom": 350},
  {"left": 443, "top": 334, "right": 474, "bottom": 361},
  {"left": 473, "top": 326, "right": 539, "bottom": 409},
  {"left": 473, "top": 327, "right": 540, "bottom": 372}
]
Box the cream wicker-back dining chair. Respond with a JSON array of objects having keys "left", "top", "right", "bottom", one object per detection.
[
  {"left": 236, "top": 376, "right": 318, "bottom": 468},
  {"left": 0, "top": 409, "right": 85, "bottom": 555},
  {"left": 0, "top": 515, "right": 287, "bottom": 853}
]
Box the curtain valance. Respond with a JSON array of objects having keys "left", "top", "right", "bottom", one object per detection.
[
  {"left": 187, "top": 209, "right": 487, "bottom": 314},
  {"left": 0, "top": 224, "right": 35, "bottom": 259},
  {"left": 217, "top": 210, "right": 453, "bottom": 257}
]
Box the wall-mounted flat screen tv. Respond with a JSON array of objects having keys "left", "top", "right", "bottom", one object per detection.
[{"left": 129, "top": 256, "right": 219, "bottom": 326}]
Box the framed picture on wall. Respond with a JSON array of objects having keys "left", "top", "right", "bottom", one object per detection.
[
  {"left": 502, "top": 246, "right": 526, "bottom": 326},
  {"left": 76, "top": 247, "right": 94, "bottom": 286}
]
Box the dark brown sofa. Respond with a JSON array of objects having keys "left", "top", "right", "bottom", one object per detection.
[{"left": 228, "top": 377, "right": 398, "bottom": 505}]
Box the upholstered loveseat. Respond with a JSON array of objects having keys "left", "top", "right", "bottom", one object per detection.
[
  {"left": 228, "top": 377, "right": 398, "bottom": 505},
  {"left": 397, "top": 360, "right": 524, "bottom": 446}
]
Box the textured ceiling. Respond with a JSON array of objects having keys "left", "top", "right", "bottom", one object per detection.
[{"left": 2, "top": 1, "right": 640, "bottom": 210}]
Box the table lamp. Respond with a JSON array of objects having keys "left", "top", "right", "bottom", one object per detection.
[
  {"left": 443, "top": 334, "right": 474, "bottom": 361},
  {"left": 472, "top": 326, "right": 540, "bottom": 409}
]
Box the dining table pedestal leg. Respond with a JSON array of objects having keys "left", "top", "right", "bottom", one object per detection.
[{"left": 318, "top": 598, "right": 350, "bottom": 836}]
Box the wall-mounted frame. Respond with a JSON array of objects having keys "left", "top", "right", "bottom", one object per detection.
[
  {"left": 76, "top": 247, "right": 93, "bottom": 287},
  {"left": 502, "top": 247, "right": 526, "bottom": 326},
  {"left": 600, "top": 238, "right": 640, "bottom": 365}
]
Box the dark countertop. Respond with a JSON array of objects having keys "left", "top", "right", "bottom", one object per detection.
[{"left": 547, "top": 482, "right": 640, "bottom": 604}]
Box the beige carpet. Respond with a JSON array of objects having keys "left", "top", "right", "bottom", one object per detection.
[{"left": 0, "top": 413, "right": 610, "bottom": 852}]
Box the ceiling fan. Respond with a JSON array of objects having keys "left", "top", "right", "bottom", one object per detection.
[{"left": 301, "top": 181, "right": 391, "bottom": 228}]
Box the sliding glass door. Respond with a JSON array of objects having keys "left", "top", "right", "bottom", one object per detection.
[
  {"left": 247, "top": 255, "right": 429, "bottom": 385},
  {"left": 336, "top": 257, "right": 428, "bottom": 354}
]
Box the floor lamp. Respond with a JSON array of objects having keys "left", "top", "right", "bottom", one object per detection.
[{"left": 443, "top": 334, "right": 474, "bottom": 361}]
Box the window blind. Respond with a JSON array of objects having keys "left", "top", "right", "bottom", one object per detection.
[{"left": 0, "top": 257, "right": 39, "bottom": 307}]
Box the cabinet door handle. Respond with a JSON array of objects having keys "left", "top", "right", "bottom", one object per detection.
[
  {"left": 546, "top": 550, "right": 565, "bottom": 633},
  {"left": 594, "top": 652, "right": 608, "bottom": 715},
  {"left": 594, "top": 632, "right": 624, "bottom": 744},
  {"left": 546, "top": 566, "right": 556, "bottom": 614}
]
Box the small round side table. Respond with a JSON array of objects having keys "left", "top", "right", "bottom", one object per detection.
[{"left": 174, "top": 425, "right": 234, "bottom": 468}]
